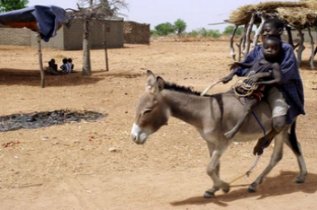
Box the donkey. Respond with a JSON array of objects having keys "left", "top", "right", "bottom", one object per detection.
[{"left": 131, "top": 70, "right": 307, "bottom": 198}]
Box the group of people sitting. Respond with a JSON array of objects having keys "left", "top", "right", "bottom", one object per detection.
[{"left": 46, "top": 58, "right": 74, "bottom": 75}]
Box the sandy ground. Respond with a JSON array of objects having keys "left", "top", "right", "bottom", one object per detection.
[{"left": 0, "top": 40, "right": 317, "bottom": 210}]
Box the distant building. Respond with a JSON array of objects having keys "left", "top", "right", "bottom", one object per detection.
[
  {"left": 0, "top": 18, "right": 152, "bottom": 49},
  {"left": 0, "top": 17, "right": 124, "bottom": 50},
  {"left": 123, "top": 21, "right": 150, "bottom": 44}
]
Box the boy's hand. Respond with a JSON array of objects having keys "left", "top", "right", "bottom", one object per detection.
[
  {"left": 229, "top": 62, "right": 241, "bottom": 70},
  {"left": 221, "top": 75, "right": 233, "bottom": 84}
]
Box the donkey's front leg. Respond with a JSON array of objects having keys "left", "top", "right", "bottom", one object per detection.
[
  {"left": 204, "top": 143, "right": 230, "bottom": 198},
  {"left": 248, "top": 130, "right": 285, "bottom": 192}
]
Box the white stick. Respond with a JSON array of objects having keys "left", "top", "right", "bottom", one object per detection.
[{"left": 201, "top": 80, "right": 221, "bottom": 96}]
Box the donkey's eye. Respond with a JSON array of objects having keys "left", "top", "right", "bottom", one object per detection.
[{"left": 143, "top": 109, "right": 152, "bottom": 115}]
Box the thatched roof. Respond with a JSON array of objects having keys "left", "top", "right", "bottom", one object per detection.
[{"left": 228, "top": 1, "right": 317, "bottom": 28}]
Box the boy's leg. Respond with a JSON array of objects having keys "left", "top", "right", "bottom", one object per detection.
[
  {"left": 253, "top": 87, "right": 289, "bottom": 155},
  {"left": 225, "top": 98, "right": 257, "bottom": 139}
]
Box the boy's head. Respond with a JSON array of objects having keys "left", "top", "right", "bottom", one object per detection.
[
  {"left": 262, "top": 36, "right": 282, "bottom": 61},
  {"left": 67, "top": 58, "right": 72, "bottom": 63},
  {"left": 261, "top": 18, "right": 284, "bottom": 40},
  {"left": 62, "top": 58, "right": 68, "bottom": 64}
]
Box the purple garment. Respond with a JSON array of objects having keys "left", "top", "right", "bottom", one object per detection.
[{"left": 234, "top": 43, "right": 305, "bottom": 123}]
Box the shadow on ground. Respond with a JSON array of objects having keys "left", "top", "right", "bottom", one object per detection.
[
  {"left": 170, "top": 171, "right": 317, "bottom": 207},
  {"left": 0, "top": 68, "right": 104, "bottom": 87},
  {"left": 0, "top": 68, "right": 144, "bottom": 87}
]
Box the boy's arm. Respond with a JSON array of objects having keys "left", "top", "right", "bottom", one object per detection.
[
  {"left": 221, "top": 70, "right": 236, "bottom": 84},
  {"left": 255, "top": 63, "right": 282, "bottom": 85},
  {"left": 230, "top": 61, "right": 253, "bottom": 69}
]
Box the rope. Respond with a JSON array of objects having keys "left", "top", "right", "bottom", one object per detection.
[
  {"left": 229, "top": 155, "right": 261, "bottom": 184},
  {"left": 233, "top": 78, "right": 259, "bottom": 97}
]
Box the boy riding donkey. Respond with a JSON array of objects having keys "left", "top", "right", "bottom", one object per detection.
[{"left": 221, "top": 18, "right": 305, "bottom": 155}]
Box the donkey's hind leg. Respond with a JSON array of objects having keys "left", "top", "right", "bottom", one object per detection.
[
  {"left": 204, "top": 142, "right": 230, "bottom": 198},
  {"left": 284, "top": 138, "right": 307, "bottom": 183},
  {"left": 284, "top": 122, "right": 307, "bottom": 183},
  {"left": 248, "top": 129, "right": 286, "bottom": 192}
]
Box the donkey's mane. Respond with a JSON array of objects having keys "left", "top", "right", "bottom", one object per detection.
[{"left": 163, "top": 81, "right": 202, "bottom": 96}]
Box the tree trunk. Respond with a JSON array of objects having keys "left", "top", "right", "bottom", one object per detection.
[{"left": 82, "top": 18, "right": 91, "bottom": 75}]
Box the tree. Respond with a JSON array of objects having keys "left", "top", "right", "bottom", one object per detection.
[
  {"left": 174, "top": 19, "right": 186, "bottom": 36},
  {"left": 0, "top": 0, "right": 28, "bottom": 12},
  {"left": 154, "top": 22, "right": 175, "bottom": 36},
  {"left": 71, "top": 0, "right": 126, "bottom": 75},
  {"left": 223, "top": 25, "right": 243, "bottom": 36}
]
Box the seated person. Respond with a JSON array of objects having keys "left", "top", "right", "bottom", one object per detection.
[
  {"left": 221, "top": 18, "right": 305, "bottom": 156},
  {"left": 46, "top": 58, "right": 59, "bottom": 75},
  {"left": 68, "top": 58, "right": 74, "bottom": 72},
  {"left": 60, "top": 58, "right": 71, "bottom": 73},
  {"left": 223, "top": 36, "right": 283, "bottom": 139}
]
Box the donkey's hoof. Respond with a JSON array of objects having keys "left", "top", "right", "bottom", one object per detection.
[
  {"left": 295, "top": 175, "right": 306, "bottom": 184},
  {"left": 203, "top": 191, "right": 215, "bottom": 199},
  {"left": 221, "top": 182, "right": 230, "bottom": 193},
  {"left": 247, "top": 183, "right": 257, "bottom": 193}
]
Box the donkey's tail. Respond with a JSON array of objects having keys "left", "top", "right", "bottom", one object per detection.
[{"left": 289, "top": 120, "right": 301, "bottom": 156}]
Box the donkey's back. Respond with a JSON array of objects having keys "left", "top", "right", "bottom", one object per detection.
[{"left": 216, "top": 91, "right": 274, "bottom": 141}]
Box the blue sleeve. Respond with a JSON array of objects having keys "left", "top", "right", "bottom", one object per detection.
[
  {"left": 234, "top": 46, "right": 261, "bottom": 76},
  {"left": 280, "top": 43, "right": 300, "bottom": 83}
]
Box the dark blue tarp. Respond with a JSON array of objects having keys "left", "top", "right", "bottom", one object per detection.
[{"left": 0, "top": 5, "right": 66, "bottom": 42}]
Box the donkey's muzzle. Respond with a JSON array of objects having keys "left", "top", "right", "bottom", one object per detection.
[{"left": 131, "top": 123, "right": 148, "bottom": 144}]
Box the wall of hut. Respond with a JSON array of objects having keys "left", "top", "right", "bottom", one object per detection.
[
  {"left": 0, "top": 28, "right": 31, "bottom": 46},
  {"left": 123, "top": 21, "right": 150, "bottom": 44},
  {"left": 0, "top": 19, "right": 124, "bottom": 50}
]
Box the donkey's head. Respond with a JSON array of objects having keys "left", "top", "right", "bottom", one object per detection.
[{"left": 131, "top": 70, "right": 170, "bottom": 144}]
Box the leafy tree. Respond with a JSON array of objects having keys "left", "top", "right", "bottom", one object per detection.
[
  {"left": 174, "top": 19, "right": 186, "bottom": 36},
  {"left": 223, "top": 25, "right": 243, "bottom": 36},
  {"left": 0, "top": 0, "right": 28, "bottom": 12},
  {"left": 154, "top": 22, "right": 175, "bottom": 36}
]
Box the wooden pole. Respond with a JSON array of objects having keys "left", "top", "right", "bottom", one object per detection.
[
  {"left": 252, "top": 14, "right": 266, "bottom": 47},
  {"left": 103, "top": 21, "right": 109, "bottom": 71},
  {"left": 244, "top": 13, "right": 255, "bottom": 58},
  {"left": 237, "top": 37, "right": 243, "bottom": 61},
  {"left": 241, "top": 24, "right": 247, "bottom": 58},
  {"left": 229, "top": 25, "right": 238, "bottom": 61},
  {"left": 308, "top": 27, "right": 315, "bottom": 69},
  {"left": 296, "top": 28, "right": 305, "bottom": 67},
  {"left": 37, "top": 34, "right": 45, "bottom": 88},
  {"left": 82, "top": 18, "right": 91, "bottom": 75},
  {"left": 286, "top": 25, "right": 295, "bottom": 48}
]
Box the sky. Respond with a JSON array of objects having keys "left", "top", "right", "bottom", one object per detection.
[{"left": 27, "top": 0, "right": 299, "bottom": 32}]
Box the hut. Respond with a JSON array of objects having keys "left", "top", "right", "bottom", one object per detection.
[
  {"left": 227, "top": 0, "right": 317, "bottom": 69},
  {"left": 0, "top": 17, "right": 124, "bottom": 50}
]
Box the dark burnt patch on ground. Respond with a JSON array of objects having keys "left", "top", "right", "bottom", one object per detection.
[{"left": 0, "top": 109, "right": 105, "bottom": 132}]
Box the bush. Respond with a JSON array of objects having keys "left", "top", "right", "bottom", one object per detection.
[
  {"left": 174, "top": 19, "right": 186, "bottom": 36},
  {"left": 154, "top": 22, "right": 175, "bottom": 36},
  {"left": 188, "top": 28, "right": 221, "bottom": 38},
  {"left": 223, "top": 25, "right": 243, "bottom": 36}
]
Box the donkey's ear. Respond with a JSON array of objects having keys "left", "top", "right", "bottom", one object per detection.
[
  {"left": 156, "top": 76, "right": 165, "bottom": 90},
  {"left": 146, "top": 70, "right": 159, "bottom": 94}
]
